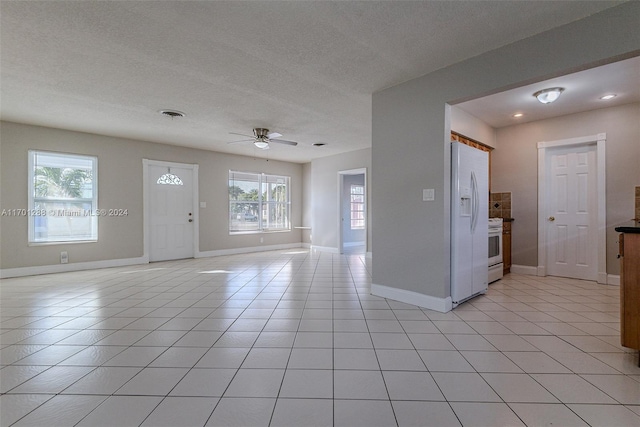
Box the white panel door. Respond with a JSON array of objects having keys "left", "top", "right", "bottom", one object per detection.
[
  {"left": 546, "top": 144, "right": 597, "bottom": 280},
  {"left": 149, "top": 164, "right": 194, "bottom": 262}
]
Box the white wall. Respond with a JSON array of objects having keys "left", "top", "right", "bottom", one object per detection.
[
  {"left": 301, "top": 162, "right": 312, "bottom": 245},
  {"left": 451, "top": 106, "right": 497, "bottom": 148},
  {"left": 310, "top": 148, "right": 371, "bottom": 252},
  {"left": 0, "top": 121, "right": 303, "bottom": 271},
  {"left": 371, "top": 3, "right": 640, "bottom": 309},
  {"left": 492, "top": 102, "right": 640, "bottom": 275}
]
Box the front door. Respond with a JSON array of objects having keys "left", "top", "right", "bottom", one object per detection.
[
  {"left": 545, "top": 144, "right": 597, "bottom": 280},
  {"left": 148, "top": 163, "right": 195, "bottom": 262}
]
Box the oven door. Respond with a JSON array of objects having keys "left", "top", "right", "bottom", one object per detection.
[{"left": 488, "top": 228, "right": 502, "bottom": 266}]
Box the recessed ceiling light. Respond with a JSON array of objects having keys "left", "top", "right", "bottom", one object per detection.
[
  {"left": 600, "top": 94, "right": 617, "bottom": 100},
  {"left": 159, "top": 109, "right": 185, "bottom": 118},
  {"left": 513, "top": 113, "right": 524, "bottom": 118},
  {"left": 312, "top": 143, "right": 327, "bottom": 147},
  {"left": 533, "top": 87, "right": 565, "bottom": 104}
]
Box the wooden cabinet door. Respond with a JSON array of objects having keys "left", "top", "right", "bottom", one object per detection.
[
  {"left": 503, "top": 222, "right": 512, "bottom": 274},
  {"left": 621, "top": 233, "right": 640, "bottom": 350}
]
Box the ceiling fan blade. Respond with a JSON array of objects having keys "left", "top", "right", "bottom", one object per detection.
[
  {"left": 229, "top": 131, "right": 254, "bottom": 138},
  {"left": 227, "top": 139, "right": 254, "bottom": 144},
  {"left": 271, "top": 139, "right": 298, "bottom": 146},
  {"left": 267, "top": 132, "right": 282, "bottom": 139}
]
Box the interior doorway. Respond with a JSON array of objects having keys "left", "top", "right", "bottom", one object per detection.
[
  {"left": 338, "top": 168, "right": 367, "bottom": 254},
  {"left": 144, "top": 159, "right": 199, "bottom": 262},
  {"left": 537, "top": 134, "right": 606, "bottom": 283}
]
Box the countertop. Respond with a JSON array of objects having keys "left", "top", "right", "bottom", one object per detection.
[{"left": 615, "top": 220, "right": 640, "bottom": 233}]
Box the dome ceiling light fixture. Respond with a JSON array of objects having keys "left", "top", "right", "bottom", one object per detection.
[{"left": 533, "top": 87, "right": 565, "bottom": 104}]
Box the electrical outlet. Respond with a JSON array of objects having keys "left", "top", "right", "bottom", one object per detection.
[{"left": 60, "top": 251, "right": 68, "bottom": 264}]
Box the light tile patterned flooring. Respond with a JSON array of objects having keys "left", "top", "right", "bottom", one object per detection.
[{"left": 1, "top": 249, "right": 639, "bottom": 426}]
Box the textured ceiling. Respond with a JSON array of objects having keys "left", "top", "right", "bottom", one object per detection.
[{"left": 0, "top": 1, "right": 626, "bottom": 163}]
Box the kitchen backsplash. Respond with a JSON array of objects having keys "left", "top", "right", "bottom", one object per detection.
[{"left": 490, "top": 192, "right": 511, "bottom": 219}]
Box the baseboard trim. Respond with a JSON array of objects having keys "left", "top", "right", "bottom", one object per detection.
[
  {"left": 607, "top": 274, "right": 620, "bottom": 286},
  {"left": 0, "top": 256, "right": 149, "bottom": 279},
  {"left": 510, "top": 265, "right": 539, "bottom": 276},
  {"left": 597, "top": 272, "right": 608, "bottom": 285},
  {"left": 301, "top": 242, "right": 311, "bottom": 249},
  {"left": 371, "top": 283, "right": 453, "bottom": 313},
  {"left": 510, "top": 265, "right": 620, "bottom": 285},
  {"left": 197, "top": 243, "right": 303, "bottom": 258},
  {"left": 310, "top": 245, "right": 340, "bottom": 254},
  {"left": 343, "top": 242, "right": 366, "bottom": 248}
]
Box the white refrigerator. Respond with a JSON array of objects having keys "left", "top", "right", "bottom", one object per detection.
[{"left": 451, "top": 142, "right": 489, "bottom": 306}]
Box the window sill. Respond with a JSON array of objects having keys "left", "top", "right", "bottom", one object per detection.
[
  {"left": 28, "top": 240, "right": 98, "bottom": 247},
  {"left": 229, "top": 230, "right": 291, "bottom": 236}
]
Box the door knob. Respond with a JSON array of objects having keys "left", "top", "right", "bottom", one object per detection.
[
  {"left": 548, "top": 216, "right": 555, "bottom": 222},
  {"left": 188, "top": 219, "right": 193, "bottom": 223}
]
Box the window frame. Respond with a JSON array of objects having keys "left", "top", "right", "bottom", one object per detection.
[
  {"left": 228, "top": 170, "right": 291, "bottom": 234},
  {"left": 28, "top": 150, "right": 98, "bottom": 244},
  {"left": 350, "top": 183, "right": 365, "bottom": 230}
]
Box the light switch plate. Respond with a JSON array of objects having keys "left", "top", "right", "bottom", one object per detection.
[
  {"left": 200, "top": 202, "right": 206, "bottom": 208},
  {"left": 423, "top": 189, "right": 435, "bottom": 201}
]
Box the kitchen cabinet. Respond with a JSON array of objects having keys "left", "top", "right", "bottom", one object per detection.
[
  {"left": 615, "top": 223, "right": 640, "bottom": 358},
  {"left": 503, "top": 220, "right": 512, "bottom": 274}
]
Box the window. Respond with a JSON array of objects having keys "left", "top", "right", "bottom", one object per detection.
[
  {"left": 156, "top": 173, "right": 183, "bottom": 185},
  {"left": 350, "top": 184, "right": 365, "bottom": 230},
  {"left": 28, "top": 150, "right": 98, "bottom": 243},
  {"left": 229, "top": 171, "right": 290, "bottom": 233}
]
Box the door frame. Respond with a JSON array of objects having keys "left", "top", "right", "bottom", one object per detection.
[
  {"left": 537, "top": 133, "right": 606, "bottom": 283},
  {"left": 338, "top": 168, "right": 367, "bottom": 254},
  {"left": 143, "top": 159, "right": 199, "bottom": 262}
]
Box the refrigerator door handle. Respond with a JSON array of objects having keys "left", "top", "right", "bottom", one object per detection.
[{"left": 471, "top": 171, "right": 478, "bottom": 234}]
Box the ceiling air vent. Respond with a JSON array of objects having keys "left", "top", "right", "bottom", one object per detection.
[{"left": 159, "top": 109, "right": 185, "bottom": 118}]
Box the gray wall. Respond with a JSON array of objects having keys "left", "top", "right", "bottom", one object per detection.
[
  {"left": 492, "top": 102, "right": 640, "bottom": 275},
  {"left": 372, "top": 3, "right": 640, "bottom": 300},
  {"left": 310, "top": 148, "right": 371, "bottom": 251},
  {"left": 0, "top": 121, "right": 303, "bottom": 269}
]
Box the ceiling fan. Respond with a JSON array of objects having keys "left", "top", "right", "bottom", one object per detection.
[{"left": 227, "top": 128, "right": 299, "bottom": 150}]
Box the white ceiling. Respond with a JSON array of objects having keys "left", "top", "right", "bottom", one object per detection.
[
  {"left": 0, "top": 1, "right": 631, "bottom": 163},
  {"left": 456, "top": 56, "right": 640, "bottom": 128}
]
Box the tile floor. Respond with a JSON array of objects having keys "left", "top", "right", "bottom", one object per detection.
[{"left": 1, "top": 249, "right": 639, "bottom": 426}]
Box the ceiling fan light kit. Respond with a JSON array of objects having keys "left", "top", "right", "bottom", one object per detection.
[{"left": 227, "top": 128, "right": 299, "bottom": 150}]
